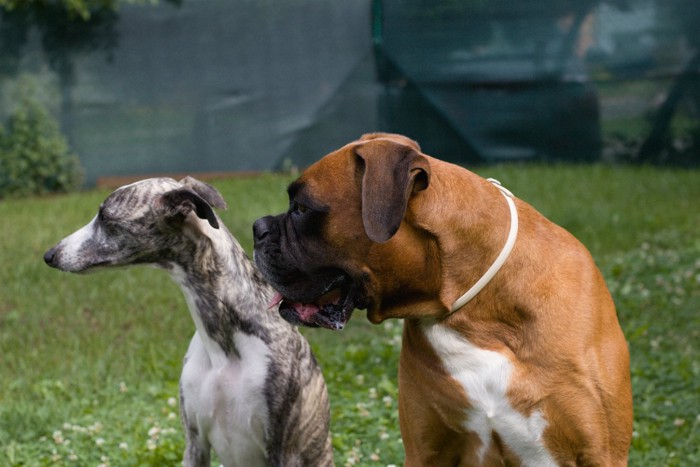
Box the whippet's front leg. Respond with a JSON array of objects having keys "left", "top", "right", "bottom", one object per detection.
[
  {"left": 182, "top": 419, "right": 210, "bottom": 467},
  {"left": 180, "top": 335, "right": 212, "bottom": 467}
]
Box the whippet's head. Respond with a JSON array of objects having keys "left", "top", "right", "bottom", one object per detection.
[{"left": 44, "top": 177, "right": 227, "bottom": 273}]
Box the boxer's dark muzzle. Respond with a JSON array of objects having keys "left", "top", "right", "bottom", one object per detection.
[{"left": 253, "top": 215, "right": 362, "bottom": 330}]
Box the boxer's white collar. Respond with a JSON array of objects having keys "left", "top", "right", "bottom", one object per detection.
[{"left": 450, "top": 178, "right": 518, "bottom": 313}]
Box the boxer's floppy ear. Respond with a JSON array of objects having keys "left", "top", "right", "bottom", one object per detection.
[
  {"left": 359, "top": 132, "right": 422, "bottom": 152},
  {"left": 179, "top": 176, "right": 228, "bottom": 210},
  {"left": 159, "top": 188, "right": 220, "bottom": 229},
  {"left": 356, "top": 140, "right": 430, "bottom": 243}
]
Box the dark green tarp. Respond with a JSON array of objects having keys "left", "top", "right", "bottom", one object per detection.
[{"left": 1, "top": 0, "right": 697, "bottom": 184}]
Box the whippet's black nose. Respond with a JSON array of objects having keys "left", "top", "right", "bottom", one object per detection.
[
  {"left": 253, "top": 217, "right": 273, "bottom": 242},
  {"left": 43, "top": 248, "right": 56, "bottom": 266}
]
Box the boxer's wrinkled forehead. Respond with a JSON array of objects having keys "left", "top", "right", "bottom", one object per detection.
[{"left": 286, "top": 180, "right": 330, "bottom": 213}]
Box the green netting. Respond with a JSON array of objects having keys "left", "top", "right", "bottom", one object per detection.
[
  {"left": 373, "top": 0, "right": 700, "bottom": 164},
  {"left": 0, "top": 0, "right": 697, "bottom": 185}
]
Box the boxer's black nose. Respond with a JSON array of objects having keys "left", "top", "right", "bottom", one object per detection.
[{"left": 253, "top": 216, "right": 273, "bottom": 242}]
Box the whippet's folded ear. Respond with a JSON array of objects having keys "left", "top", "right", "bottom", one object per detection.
[
  {"left": 179, "top": 176, "right": 228, "bottom": 210},
  {"left": 159, "top": 188, "right": 221, "bottom": 229}
]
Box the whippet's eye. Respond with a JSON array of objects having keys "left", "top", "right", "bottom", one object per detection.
[{"left": 97, "top": 207, "right": 109, "bottom": 222}]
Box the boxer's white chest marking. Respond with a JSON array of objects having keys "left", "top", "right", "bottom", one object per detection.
[{"left": 423, "top": 323, "right": 557, "bottom": 466}]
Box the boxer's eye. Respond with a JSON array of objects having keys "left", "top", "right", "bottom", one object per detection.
[{"left": 292, "top": 202, "right": 308, "bottom": 215}]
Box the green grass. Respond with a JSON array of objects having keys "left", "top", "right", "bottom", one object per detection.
[{"left": 0, "top": 166, "right": 698, "bottom": 466}]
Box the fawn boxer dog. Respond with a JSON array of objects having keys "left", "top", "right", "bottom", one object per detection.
[{"left": 253, "top": 133, "right": 633, "bottom": 466}]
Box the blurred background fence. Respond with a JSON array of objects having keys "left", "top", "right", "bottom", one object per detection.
[{"left": 1, "top": 0, "right": 698, "bottom": 187}]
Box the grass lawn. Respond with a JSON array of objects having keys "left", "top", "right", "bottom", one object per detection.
[{"left": 0, "top": 165, "right": 698, "bottom": 466}]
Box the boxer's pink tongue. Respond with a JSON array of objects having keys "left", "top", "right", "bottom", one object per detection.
[
  {"left": 292, "top": 289, "right": 341, "bottom": 324},
  {"left": 293, "top": 302, "right": 321, "bottom": 321}
]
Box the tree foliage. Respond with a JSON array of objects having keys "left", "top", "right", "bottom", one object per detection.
[
  {"left": 0, "top": 0, "right": 119, "bottom": 21},
  {"left": 0, "top": 75, "right": 83, "bottom": 198},
  {"left": 0, "top": 0, "right": 180, "bottom": 80}
]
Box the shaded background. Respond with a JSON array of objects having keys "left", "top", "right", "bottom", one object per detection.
[{"left": 1, "top": 0, "right": 698, "bottom": 186}]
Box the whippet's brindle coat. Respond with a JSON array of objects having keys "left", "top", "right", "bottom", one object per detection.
[{"left": 44, "top": 177, "right": 333, "bottom": 467}]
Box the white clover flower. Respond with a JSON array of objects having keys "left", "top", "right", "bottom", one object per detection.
[
  {"left": 52, "top": 431, "right": 64, "bottom": 445},
  {"left": 119, "top": 382, "right": 128, "bottom": 393},
  {"left": 167, "top": 397, "right": 177, "bottom": 407},
  {"left": 95, "top": 437, "right": 105, "bottom": 446},
  {"left": 148, "top": 426, "right": 161, "bottom": 438},
  {"left": 146, "top": 439, "right": 157, "bottom": 451},
  {"left": 344, "top": 445, "right": 362, "bottom": 467},
  {"left": 119, "top": 442, "right": 129, "bottom": 450},
  {"left": 355, "top": 402, "right": 370, "bottom": 417},
  {"left": 382, "top": 395, "right": 392, "bottom": 407}
]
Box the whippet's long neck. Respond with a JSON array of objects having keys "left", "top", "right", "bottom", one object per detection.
[{"left": 169, "top": 226, "right": 275, "bottom": 359}]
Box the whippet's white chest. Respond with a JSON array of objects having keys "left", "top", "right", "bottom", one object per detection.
[
  {"left": 422, "top": 323, "right": 557, "bottom": 467},
  {"left": 180, "top": 331, "right": 271, "bottom": 467}
]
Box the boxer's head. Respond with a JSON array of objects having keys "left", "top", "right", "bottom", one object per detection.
[{"left": 253, "top": 133, "right": 442, "bottom": 330}]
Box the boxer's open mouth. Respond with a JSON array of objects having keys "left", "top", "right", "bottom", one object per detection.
[{"left": 269, "top": 275, "right": 356, "bottom": 330}]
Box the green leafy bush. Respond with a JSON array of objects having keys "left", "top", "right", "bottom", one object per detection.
[{"left": 0, "top": 76, "right": 83, "bottom": 198}]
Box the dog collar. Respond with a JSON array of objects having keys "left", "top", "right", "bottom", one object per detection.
[{"left": 450, "top": 178, "right": 519, "bottom": 313}]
